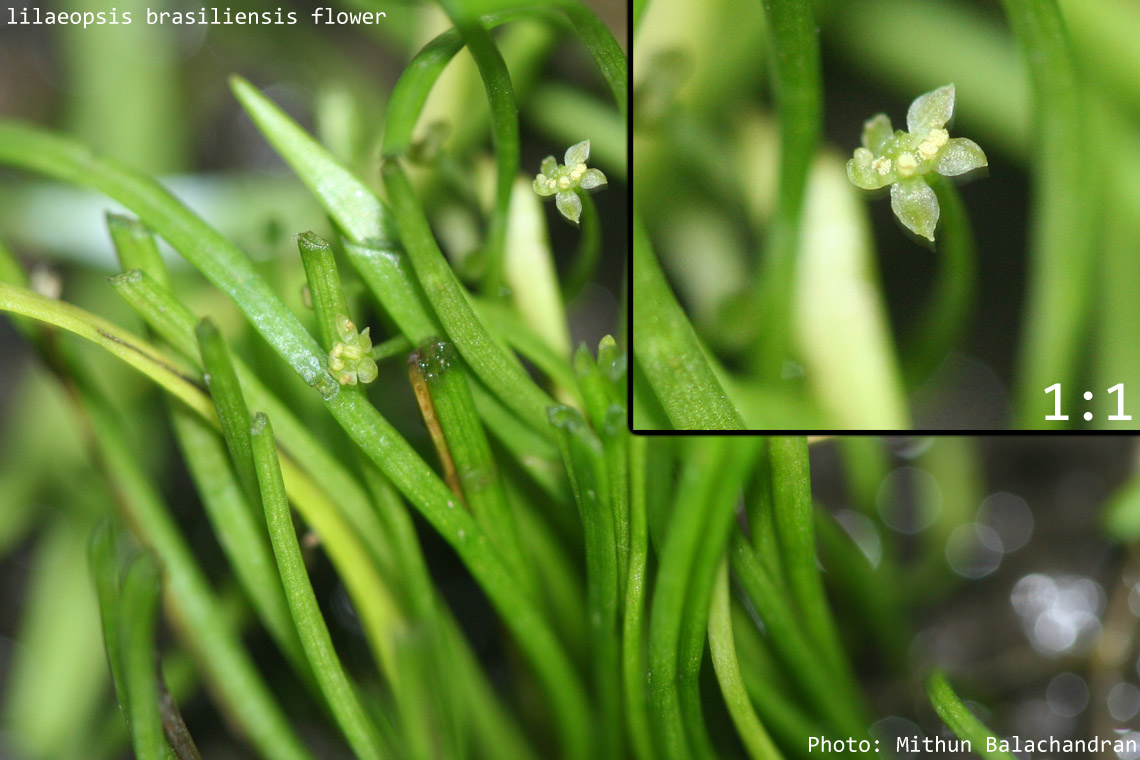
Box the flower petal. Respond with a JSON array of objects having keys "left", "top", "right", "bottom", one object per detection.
[
  {"left": 579, "top": 168, "right": 607, "bottom": 190},
  {"left": 540, "top": 155, "right": 558, "bottom": 176},
  {"left": 555, "top": 190, "right": 582, "bottom": 224},
  {"left": 936, "top": 137, "right": 987, "bottom": 176},
  {"left": 861, "top": 113, "right": 894, "bottom": 153},
  {"left": 846, "top": 147, "right": 893, "bottom": 190},
  {"left": 336, "top": 314, "right": 355, "bottom": 342},
  {"left": 356, "top": 358, "right": 378, "bottom": 384},
  {"left": 907, "top": 84, "right": 955, "bottom": 133},
  {"left": 890, "top": 176, "right": 940, "bottom": 241},
  {"left": 564, "top": 140, "right": 590, "bottom": 166},
  {"left": 533, "top": 175, "right": 557, "bottom": 196}
]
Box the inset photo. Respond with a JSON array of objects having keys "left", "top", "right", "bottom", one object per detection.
[{"left": 632, "top": 0, "right": 1139, "bottom": 431}]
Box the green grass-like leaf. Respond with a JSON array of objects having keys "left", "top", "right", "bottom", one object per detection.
[
  {"left": 624, "top": 435, "right": 653, "bottom": 760},
  {"left": 89, "top": 521, "right": 130, "bottom": 728},
  {"left": 0, "top": 11, "right": 634, "bottom": 759},
  {"left": 7, "top": 252, "right": 589, "bottom": 752},
  {"left": 196, "top": 318, "right": 262, "bottom": 512},
  {"left": 251, "top": 413, "right": 386, "bottom": 760},
  {"left": 683, "top": 441, "right": 763, "bottom": 759},
  {"left": 79, "top": 387, "right": 315, "bottom": 760},
  {"left": 107, "top": 268, "right": 394, "bottom": 578},
  {"left": 707, "top": 558, "right": 784, "bottom": 760},
  {"left": 632, "top": 214, "right": 745, "bottom": 430},
  {"left": 297, "top": 231, "right": 353, "bottom": 353},
  {"left": 926, "top": 671, "right": 1016, "bottom": 760},
  {"left": 7, "top": 271, "right": 404, "bottom": 709},
  {"left": 768, "top": 438, "right": 860, "bottom": 708},
  {"left": 648, "top": 439, "right": 758, "bottom": 759},
  {"left": 415, "top": 341, "right": 532, "bottom": 588},
  {"left": 0, "top": 122, "right": 340, "bottom": 399},
  {"left": 549, "top": 404, "right": 622, "bottom": 756},
  {"left": 118, "top": 552, "right": 172, "bottom": 760},
  {"left": 434, "top": 13, "right": 519, "bottom": 294},
  {"left": 342, "top": 239, "right": 442, "bottom": 343},
  {"left": 473, "top": 296, "right": 580, "bottom": 398},
  {"left": 230, "top": 79, "right": 557, "bottom": 435},
  {"left": 729, "top": 535, "right": 868, "bottom": 741},
  {"left": 382, "top": 159, "right": 558, "bottom": 433},
  {"left": 166, "top": 404, "right": 308, "bottom": 678},
  {"left": 0, "top": 281, "right": 213, "bottom": 422}
]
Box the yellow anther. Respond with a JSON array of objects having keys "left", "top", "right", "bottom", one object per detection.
[
  {"left": 558, "top": 176, "right": 572, "bottom": 189},
  {"left": 918, "top": 141, "right": 939, "bottom": 159},
  {"left": 872, "top": 157, "right": 893, "bottom": 176},
  {"left": 896, "top": 152, "right": 918, "bottom": 176},
  {"left": 927, "top": 128, "right": 949, "bottom": 148}
]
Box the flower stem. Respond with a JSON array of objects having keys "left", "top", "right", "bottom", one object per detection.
[
  {"left": 252, "top": 413, "right": 387, "bottom": 760},
  {"left": 901, "top": 177, "right": 977, "bottom": 386}
]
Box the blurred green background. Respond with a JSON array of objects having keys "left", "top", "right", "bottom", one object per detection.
[{"left": 809, "top": 436, "right": 1140, "bottom": 754}]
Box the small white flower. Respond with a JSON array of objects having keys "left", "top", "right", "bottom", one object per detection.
[
  {"left": 329, "top": 314, "right": 377, "bottom": 385},
  {"left": 846, "top": 84, "right": 988, "bottom": 241},
  {"left": 532, "top": 140, "right": 608, "bottom": 225}
]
